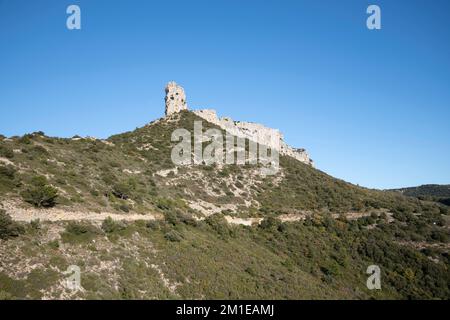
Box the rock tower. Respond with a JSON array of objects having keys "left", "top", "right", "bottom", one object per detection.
[{"left": 165, "top": 81, "right": 187, "bottom": 116}]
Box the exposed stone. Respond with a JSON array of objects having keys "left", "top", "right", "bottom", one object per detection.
[
  {"left": 193, "top": 109, "right": 314, "bottom": 166},
  {"left": 165, "top": 81, "right": 187, "bottom": 116},
  {"left": 163, "top": 82, "right": 313, "bottom": 166}
]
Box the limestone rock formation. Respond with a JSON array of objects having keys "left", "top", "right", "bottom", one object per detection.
[
  {"left": 193, "top": 109, "right": 314, "bottom": 166},
  {"left": 163, "top": 82, "right": 313, "bottom": 166},
  {"left": 165, "top": 81, "right": 187, "bottom": 116}
]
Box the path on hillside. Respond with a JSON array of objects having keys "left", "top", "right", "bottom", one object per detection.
[
  {"left": 2, "top": 201, "right": 159, "bottom": 223},
  {"left": 2, "top": 201, "right": 382, "bottom": 225}
]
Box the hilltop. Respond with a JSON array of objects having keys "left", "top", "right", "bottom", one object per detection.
[{"left": 0, "top": 83, "right": 449, "bottom": 300}]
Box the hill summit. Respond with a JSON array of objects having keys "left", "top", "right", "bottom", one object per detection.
[{"left": 0, "top": 82, "right": 448, "bottom": 300}]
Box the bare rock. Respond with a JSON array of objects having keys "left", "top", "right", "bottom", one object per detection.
[{"left": 165, "top": 81, "right": 188, "bottom": 116}]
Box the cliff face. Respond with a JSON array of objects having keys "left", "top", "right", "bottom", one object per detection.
[
  {"left": 163, "top": 81, "right": 313, "bottom": 166},
  {"left": 165, "top": 82, "right": 188, "bottom": 116},
  {"left": 193, "top": 109, "right": 314, "bottom": 166}
]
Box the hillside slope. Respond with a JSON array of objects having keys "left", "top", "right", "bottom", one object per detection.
[
  {"left": 0, "top": 111, "right": 449, "bottom": 299},
  {"left": 391, "top": 185, "right": 450, "bottom": 207}
]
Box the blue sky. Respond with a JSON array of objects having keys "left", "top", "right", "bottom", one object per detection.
[{"left": 0, "top": 0, "right": 449, "bottom": 189}]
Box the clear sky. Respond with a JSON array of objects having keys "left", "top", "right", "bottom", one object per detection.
[{"left": 1, "top": 0, "right": 449, "bottom": 189}]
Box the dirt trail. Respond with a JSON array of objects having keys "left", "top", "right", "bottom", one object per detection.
[
  {"left": 224, "top": 216, "right": 263, "bottom": 226},
  {"left": 2, "top": 201, "right": 159, "bottom": 222},
  {"left": 224, "top": 213, "right": 308, "bottom": 226},
  {"left": 2, "top": 200, "right": 386, "bottom": 226}
]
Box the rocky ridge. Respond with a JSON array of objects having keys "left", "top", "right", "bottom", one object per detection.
[{"left": 164, "top": 82, "right": 313, "bottom": 166}]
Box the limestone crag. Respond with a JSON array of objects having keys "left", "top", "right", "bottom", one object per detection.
[
  {"left": 193, "top": 109, "right": 313, "bottom": 166},
  {"left": 164, "top": 82, "right": 313, "bottom": 166},
  {"left": 165, "top": 81, "right": 188, "bottom": 116}
]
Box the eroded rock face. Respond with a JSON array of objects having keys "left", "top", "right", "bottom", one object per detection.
[
  {"left": 165, "top": 81, "right": 187, "bottom": 116},
  {"left": 193, "top": 109, "right": 314, "bottom": 166},
  {"left": 163, "top": 82, "right": 313, "bottom": 166}
]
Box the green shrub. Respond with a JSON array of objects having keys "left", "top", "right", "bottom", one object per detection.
[
  {"left": 18, "top": 135, "right": 32, "bottom": 144},
  {"left": 0, "top": 290, "right": 13, "bottom": 300},
  {"left": 100, "top": 171, "right": 116, "bottom": 185},
  {"left": 0, "top": 165, "right": 17, "bottom": 192},
  {"left": 320, "top": 260, "right": 341, "bottom": 277},
  {"left": 163, "top": 210, "right": 180, "bottom": 226},
  {"left": 120, "top": 204, "right": 131, "bottom": 213},
  {"left": 29, "top": 145, "right": 48, "bottom": 157},
  {"left": 234, "top": 181, "right": 244, "bottom": 189},
  {"left": 164, "top": 230, "right": 183, "bottom": 242},
  {"left": 146, "top": 220, "right": 160, "bottom": 230},
  {"left": 21, "top": 176, "right": 58, "bottom": 208},
  {"left": 101, "top": 217, "right": 125, "bottom": 233},
  {"left": 61, "top": 221, "right": 101, "bottom": 243},
  {"left": 0, "top": 146, "right": 14, "bottom": 159},
  {"left": 47, "top": 240, "right": 60, "bottom": 249},
  {"left": 179, "top": 213, "right": 198, "bottom": 227},
  {"left": 205, "top": 214, "right": 233, "bottom": 238},
  {"left": 429, "top": 229, "right": 448, "bottom": 242},
  {"left": 0, "top": 210, "right": 24, "bottom": 239},
  {"left": 65, "top": 221, "right": 98, "bottom": 235},
  {"left": 0, "top": 165, "right": 15, "bottom": 180},
  {"left": 259, "top": 217, "right": 281, "bottom": 230},
  {"left": 30, "top": 219, "right": 41, "bottom": 230},
  {"left": 155, "top": 197, "right": 176, "bottom": 211},
  {"left": 112, "top": 183, "right": 131, "bottom": 200}
]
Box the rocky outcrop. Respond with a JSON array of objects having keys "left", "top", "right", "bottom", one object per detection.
[
  {"left": 193, "top": 109, "right": 314, "bottom": 166},
  {"left": 165, "top": 81, "right": 187, "bottom": 116},
  {"left": 163, "top": 82, "right": 313, "bottom": 166}
]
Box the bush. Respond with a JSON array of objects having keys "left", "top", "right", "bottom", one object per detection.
[
  {"left": 234, "top": 181, "right": 244, "bottom": 189},
  {"left": 0, "top": 290, "right": 13, "bottom": 300},
  {"left": 0, "top": 165, "right": 15, "bottom": 180},
  {"left": 61, "top": 221, "right": 101, "bottom": 243},
  {"left": 429, "top": 229, "right": 448, "bottom": 242},
  {"left": 259, "top": 217, "right": 281, "bottom": 230},
  {"left": 65, "top": 221, "right": 97, "bottom": 235},
  {"left": 112, "top": 183, "right": 131, "bottom": 200},
  {"left": 30, "top": 219, "right": 41, "bottom": 230},
  {"left": 146, "top": 220, "right": 160, "bottom": 230},
  {"left": 21, "top": 176, "right": 58, "bottom": 208},
  {"left": 164, "top": 230, "right": 183, "bottom": 242},
  {"left": 29, "top": 145, "right": 48, "bottom": 157},
  {"left": 205, "top": 215, "right": 233, "bottom": 238},
  {"left": 18, "top": 135, "right": 32, "bottom": 144},
  {"left": 118, "top": 204, "right": 130, "bottom": 213},
  {"left": 0, "top": 146, "right": 14, "bottom": 159},
  {"left": 163, "top": 210, "right": 182, "bottom": 226},
  {"left": 0, "top": 210, "right": 24, "bottom": 239},
  {"left": 0, "top": 165, "right": 17, "bottom": 192},
  {"left": 179, "top": 213, "right": 198, "bottom": 226},
  {"left": 320, "top": 260, "right": 341, "bottom": 277},
  {"left": 101, "top": 217, "right": 125, "bottom": 233},
  {"left": 155, "top": 197, "right": 176, "bottom": 211}
]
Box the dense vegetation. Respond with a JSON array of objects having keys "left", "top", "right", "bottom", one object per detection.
[
  {"left": 391, "top": 184, "right": 450, "bottom": 207},
  {"left": 0, "top": 210, "right": 24, "bottom": 240},
  {"left": 0, "top": 209, "right": 448, "bottom": 299}
]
